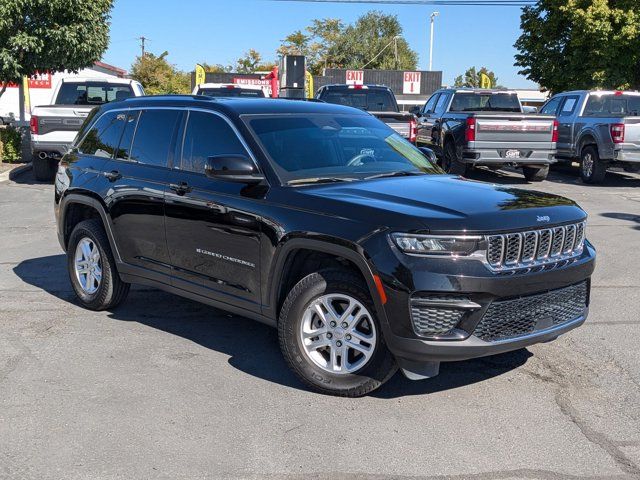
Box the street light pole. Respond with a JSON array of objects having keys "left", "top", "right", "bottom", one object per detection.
[{"left": 429, "top": 11, "right": 440, "bottom": 71}]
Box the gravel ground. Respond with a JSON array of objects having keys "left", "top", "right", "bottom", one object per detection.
[{"left": 1, "top": 165, "right": 639, "bottom": 480}]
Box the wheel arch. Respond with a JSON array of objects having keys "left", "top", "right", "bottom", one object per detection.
[
  {"left": 267, "top": 238, "right": 387, "bottom": 325},
  {"left": 577, "top": 132, "right": 599, "bottom": 158},
  {"left": 59, "top": 193, "right": 121, "bottom": 262}
]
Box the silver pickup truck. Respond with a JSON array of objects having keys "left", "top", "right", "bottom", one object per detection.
[
  {"left": 540, "top": 90, "right": 640, "bottom": 184},
  {"left": 414, "top": 88, "right": 558, "bottom": 181}
]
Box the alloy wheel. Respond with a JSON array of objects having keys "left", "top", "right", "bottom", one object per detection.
[
  {"left": 299, "top": 294, "right": 377, "bottom": 375},
  {"left": 74, "top": 237, "right": 102, "bottom": 294},
  {"left": 582, "top": 153, "right": 594, "bottom": 178}
]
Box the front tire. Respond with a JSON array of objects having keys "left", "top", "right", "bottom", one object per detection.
[
  {"left": 67, "top": 219, "right": 130, "bottom": 311},
  {"left": 523, "top": 165, "right": 549, "bottom": 182},
  {"left": 441, "top": 142, "right": 468, "bottom": 176},
  {"left": 278, "top": 269, "right": 397, "bottom": 397},
  {"left": 580, "top": 146, "right": 607, "bottom": 184}
]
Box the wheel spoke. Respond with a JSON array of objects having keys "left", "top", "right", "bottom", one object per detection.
[
  {"left": 81, "top": 241, "right": 92, "bottom": 260},
  {"left": 346, "top": 340, "right": 372, "bottom": 355},
  {"left": 305, "top": 335, "right": 331, "bottom": 351}
]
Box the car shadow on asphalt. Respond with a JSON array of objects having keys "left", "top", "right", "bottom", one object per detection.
[
  {"left": 467, "top": 164, "right": 640, "bottom": 188},
  {"left": 14, "top": 254, "right": 532, "bottom": 398},
  {"left": 600, "top": 212, "right": 640, "bottom": 231}
]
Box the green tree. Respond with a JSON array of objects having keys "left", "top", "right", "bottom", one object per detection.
[
  {"left": 278, "top": 12, "right": 417, "bottom": 74},
  {"left": 514, "top": 0, "right": 640, "bottom": 93},
  {"left": 454, "top": 67, "right": 501, "bottom": 88},
  {"left": 130, "top": 51, "right": 190, "bottom": 95},
  {"left": 0, "top": 0, "right": 113, "bottom": 99},
  {"left": 233, "top": 50, "right": 276, "bottom": 73},
  {"left": 200, "top": 62, "right": 232, "bottom": 73},
  {"left": 332, "top": 11, "right": 418, "bottom": 71}
]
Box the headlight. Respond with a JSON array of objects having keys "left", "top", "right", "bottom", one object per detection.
[{"left": 391, "top": 233, "right": 482, "bottom": 256}]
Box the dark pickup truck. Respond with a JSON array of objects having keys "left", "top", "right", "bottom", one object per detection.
[
  {"left": 316, "top": 84, "right": 416, "bottom": 143},
  {"left": 413, "top": 88, "right": 558, "bottom": 181},
  {"left": 55, "top": 95, "right": 594, "bottom": 397}
]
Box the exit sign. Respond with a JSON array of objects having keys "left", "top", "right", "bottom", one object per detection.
[
  {"left": 403, "top": 72, "right": 421, "bottom": 94},
  {"left": 346, "top": 70, "right": 364, "bottom": 85}
]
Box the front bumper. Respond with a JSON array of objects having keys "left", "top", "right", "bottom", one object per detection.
[{"left": 368, "top": 238, "right": 595, "bottom": 365}]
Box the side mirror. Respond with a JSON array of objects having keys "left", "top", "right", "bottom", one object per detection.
[
  {"left": 205, "top": 155, "right": 264, "bottom": 184},
  {"left": 418, "top": 147, "right": 438, "bottom": 165},
  {"left": 410, "top": 106, "right": 421, "bottom": 115}
]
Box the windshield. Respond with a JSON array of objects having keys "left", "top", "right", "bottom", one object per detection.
[
  {"left": 55, "top": 83, "right": 133, "bottom": 105},
  {"left": 450, "top": 93, "right": 521, "bottom": 112},
  {"left": 319, "top": 90, "right": 397, "bottom": 112},
  {"left": 246, "top": 114, "right": 441, "bottom": 183},
  {"left": 199, "top": 88, "right": 265, "bottom": 98},
  {"left": 584, "top": 94, "right": 640, "bottom": 116}
]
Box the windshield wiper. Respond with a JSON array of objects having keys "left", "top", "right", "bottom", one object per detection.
[
  {"left": 287, "top": 177, "right": 355, "bottom": 186},
  {"left": 364, "top": 170, "right": 425, "bottom": 180}
]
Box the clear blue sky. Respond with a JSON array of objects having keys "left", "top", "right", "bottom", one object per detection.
[{"left": 103, "top": 0, "right": 538, "bottom": 89}]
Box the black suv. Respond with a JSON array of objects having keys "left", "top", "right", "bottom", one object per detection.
[{"left": 54, "top": 96, "right": 596, "bottom": 397}]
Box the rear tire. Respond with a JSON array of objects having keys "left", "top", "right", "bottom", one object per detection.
[
  {"left": 278, "top": 269, "right": 397, "bottom": 397},
  {"left": 32, "top": 155, "right": 57, "bottom": 182},
  {"left": 441, "top": 142, "right": 468, "bottom": 176},
  {"left": 67, "top": 219, "right": 130, "bottom": 311},
  {"left": 580, "top": 146, "right": 607, "bottom": 184},
  {"left": 523, "top": 165, "right": 549, "bottom": 182}
]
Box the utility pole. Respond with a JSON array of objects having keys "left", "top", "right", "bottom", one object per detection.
[
  {"left": 429, "top": 12, "right": 439, "bottom": 71},
  {"left": 394, "top": 36, "right": 399, "bottom": 70},
  {"left": 138, "top": 36, "right": 148, "bottom": 57}
]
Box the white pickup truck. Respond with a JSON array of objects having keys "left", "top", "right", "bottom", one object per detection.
[{"left": 30, "top": 78, "right": 144, "bottom": 180}]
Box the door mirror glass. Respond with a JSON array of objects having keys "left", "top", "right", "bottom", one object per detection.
[
  {"left": 205, "top": 155, "right": 264, "bottom": 184},
  {"left": 409, "top": 106, "right": 421, "bottom": 115}
]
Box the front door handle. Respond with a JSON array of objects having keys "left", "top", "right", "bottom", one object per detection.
[
  {"left": 169, "top": 182, "right": 192, "bottom": 195},
  {"left": 103, "top": 170, "right": 122, "bottom": 182}
]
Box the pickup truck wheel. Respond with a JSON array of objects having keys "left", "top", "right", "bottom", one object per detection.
[
  {"left": 67, "top": 219, "right": 130, "bottom": 311},
  {"left": 580, "top": 146, "right": 607, "bottom": 184},
  {"left": 523, "top": 165, "right": 549, "bottom": 182},
  {"left": 442, "top": 142, "right": 468, "bottom": 176},
  {"left": 32, "top": 155, "right": 57, "bottom": 182},
  {"left": 278, "top": 269, "right": 397, "bottom": 397}
]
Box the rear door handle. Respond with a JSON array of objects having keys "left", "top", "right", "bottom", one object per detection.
[
  {"left": 103, "top": 170, "right": 122, "bottom": 182},
  {"left": 169, "top": 182, "right": 192, "bottom": 195}
]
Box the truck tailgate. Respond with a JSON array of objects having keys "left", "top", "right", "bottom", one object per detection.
[
  {"left": 623, "top": 118, "right": 640, "bottom": 148},
  {"left": 373, "top": 111, "right": 414, "bottom": 138},
  {"left": 33, "top": 105, "right": 93, "bottom": 136},
  {"left": 474, "top": 114, "right": 556, "bottom": 144}
]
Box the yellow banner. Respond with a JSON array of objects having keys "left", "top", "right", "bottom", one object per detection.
[
  {"left": 195, "top": 64, "right": 206, "bottom": 87},
  {"left": 305, "top": 71, "right": 314, "bottom": 99},
  {"left": 23, "top": 75, "right": 31, "bottom": 115},
  {"left": 480, "top": 73, "right": 492, "bottom": 89}
]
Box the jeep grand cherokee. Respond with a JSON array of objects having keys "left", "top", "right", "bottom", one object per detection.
[{"left": 54, "top": 96, "right": 596, "bottom": 397}]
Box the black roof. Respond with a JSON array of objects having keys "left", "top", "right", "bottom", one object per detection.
[
  {"left": 320, "top": 84, "right": 392, "bottom": 90},
  {"left": 106, "top": 95, "right": 367, "bottom": 116}
]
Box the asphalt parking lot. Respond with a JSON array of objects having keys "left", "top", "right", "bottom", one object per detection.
[{"left": 1, "top": 165, "right": 639, "bottom": 480}]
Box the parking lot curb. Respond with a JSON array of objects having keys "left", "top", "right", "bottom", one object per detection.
[{"left": 0, "top": 162, "right": 32, "bottom": 183}]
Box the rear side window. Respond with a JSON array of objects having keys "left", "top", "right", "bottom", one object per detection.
[
  {"left": 115, "top": 111, "right": 140, "bottom": 161},
  {"left": 55, "top": 83, "right": 134, "bottom": 105},
  {"left": 181, "top": 111, "right": 248, "bottom": 173},
  {"left": 78, "top": 111, "right": 126, "bottom": 158},
  {"left": 129, "top": 109, "right": 182, "bottom": 167},
  {"left": 435, "top": 93, "right": 450, "bottom": 113},
  {"left": 559, "top": 96, "right": 579, "bottom": 116}
]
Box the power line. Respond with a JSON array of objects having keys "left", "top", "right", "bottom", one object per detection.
[{"left": 270, "top": 0, "right": 536, "bottom": 5}]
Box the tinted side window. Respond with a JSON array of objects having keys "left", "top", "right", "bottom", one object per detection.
[
  {"left": 435, "top": 93, "right": 450, "bottom": 113},
  {"left": 115, "top": 111, "right": 140, "bottom": 161},
  {"left": 422, "top": 94, "right": 439, "bottom": 114},
  {"left": 181, "top": 111, "right": 249, "bottom": 173},
  {"left": 130, "top": 109, "right": 182, "bottom": 167},
  {"left": 78, "top": 111, "right": 126, "bottom": 158},
  {"left": 540, "top": 96, "right": 562, "bottom": 115},
  {"left": 559, "top": 96, "right": 579, "bottom": 116}
]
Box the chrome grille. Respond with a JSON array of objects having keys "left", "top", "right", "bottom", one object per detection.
[
  {"left": 486, "top": 222, "right": 586, "bottom": 271},
  {"left": 473, "top": 282, "right": 588, "bottom": 342}
]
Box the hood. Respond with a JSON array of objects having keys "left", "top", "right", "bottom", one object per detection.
[{"left": 295, "top": 175, "right": 585, "bottom": 233}]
